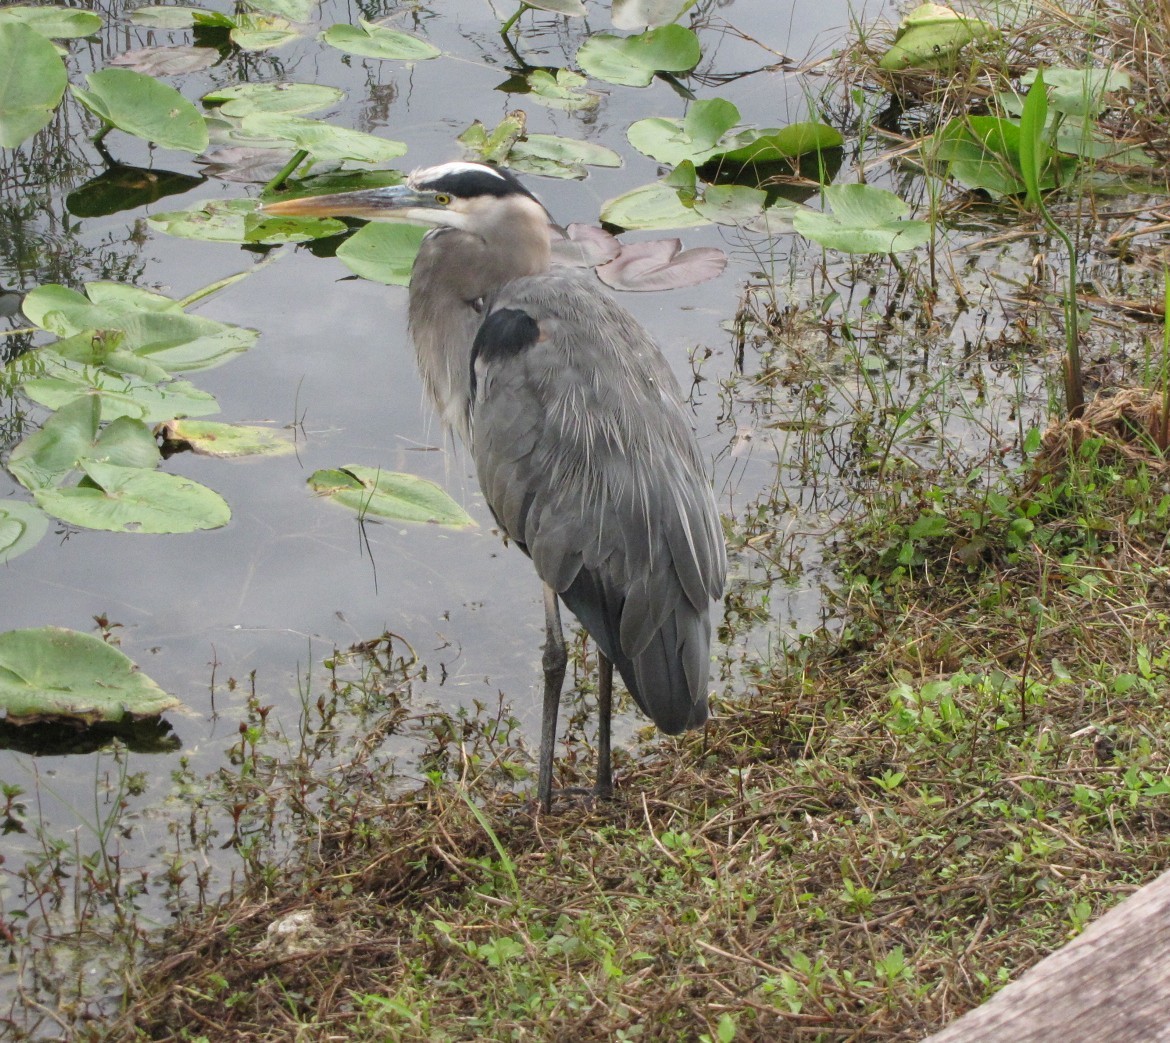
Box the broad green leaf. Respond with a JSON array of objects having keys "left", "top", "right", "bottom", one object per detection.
[
  {"left": 600, "top": 181, "right": 707, "bottom": 230},
  {"left": 8, "top": 396, "right": 158, "bottom": 492},
  {"left": 1018, "top": 70, "right": 1048, "bottom": 207},
  {"left": 879, "top": 2, "right": 995, "bottom": 70},
  {"left": 0, "top": 627, "right": 178, "bottom": 723},
  {"left": 692, "top": 184, "right": 767, "bottom": 225},
  {"left": 576, "top": 25, "right": 700, "bottom": 87},
  {"left": 203, "top": 82, "right": 345, "bottom": 117},
  {"left": 336, "top": 223, "right": 427, "bottom": 285},
  {"left": 130, "top": 7, "right": 208, "bottom": 29},
  {"left": 230, "top": 14, "right": 300, "bottom": 51},
  {"left": 237, "top": 113, "right": 406, "bottom": 163},
  {"left": 0, "top": 502, "right": 48, "bottom": 564},
  {"left": 308, "top": 466, "right": 474, "bottom": 528},
  {"left": 156, "top": 419, "right": 295, "bottom": 458},
  {"left": 0, "top": 23, "right": 67, "bottom": 148},
  {"left": 20, "top": 360, "right": 220, "bottom": 422},
  {"left": 35, "top": 460, "right": 231, "bottom": 534},
  {"left": 1021, "top": 66, "right": 1130, "bottom": 119},
  {"left": 627, "top": 98, "right": 740, "bottom": 166},
  {"left": 322, "top": 20, "right": 440, "bottom": 61},
  {"left": 150, "top": 198, "right": 347, "bottom": 245},
  {"left": 459, "top": 114, "right": 528, "bottom": 165},
  {"left": 508, "top": 134, "right": 622, "bottom": 179},
  {"left": 246, "top": 0, "right": 318, "bottom": 20},
  {"left": 713, "top": 122, "right": 844, "bottom": 165},
  {"left": 792, "top": 184, "right": 932, "bottom": 254},
  {"left": 928, "top": 115, "right": 1073, "bottom": 197},
  {"left": 523, "top": 69, "right": 599, "bottom": 111},
  {"left": 25, "top": 281, "right": 177, "bottom": 335},
  {"left": 0, "top": 5, "right": 103, "bottom": 39},
  {"left": 611, "top": 0, "right": 694, "bottom": 30},
  {"left": 71, "top": 69, "right": 210, "bottom": 153}
]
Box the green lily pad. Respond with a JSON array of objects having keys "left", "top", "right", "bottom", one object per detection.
[
  {"left": 156, "top": 419, "right": 295, "bottom": 458},
  {"left": 792, "top": 184, "right": 932, "bottom": 254},
  {"left": 203, "top": 82, "right": 346, "bottom": 117},
  {"left": 308, "top": 466, "right": 474, "bottom": 528},
  {"left": 0, "top": 23, "right": 68, "bottom": 148},
  {"left": 458, "top": 115, "right": 528, "bottom": 166},
  {"left": 519, "top": 69, "right": 599, "bottom": 111},
  {"left": 150, "top": 198, "right": 346, "bottom": 245},
  {"left": 336, "top": 223, "right": 427, "bottom": 285},
  {"left": 1020, "top": 66, "right": 1131, "bottom": 119},
  {"left": 711, "top": 122, "right": 845, "bottom": 166},
  {"left": 8, "top": 395, "right": 158, "bottom": 492},
  {"left": 879, "top": 2, "right": 995, "bottom": 71},
  {"left": 237, "top": 113, "right": 406, "bottom": 164},
  {"left": 611, "top": 0, "right": 694, "bottom": 30},
  {"left": 322, "top": 20, "right": 440, "bottom": 61},
  {"left": 627, "top": 98, "right": 741, "bottom": 166},
  {"left": 35, "top": 460, "right": 231, "bottom": 534},
  {"left": 600, "top": 181, "right": 707, "bottom": 230},
  {"left": 576, "top": 25, "right": 700, "bottom": 87},
  {"left": 507, "top": 134, "right": 622, "bottom": 179},
  {"left": 246, "top": 0, "right": 318, "bottom": 20},
  {"left": 71, "top": 69, "right": 210, "bottom": 153},
  {"left": 0, "top": 501, "right": 49, "bottom": 564},
  {"left": 692, "top": 184, "right": 767, "bottom": 225},
  {"left": 23, "top": 281, "right": 174, "bottom": 335},
  {"left": 0, "top": 627, "right": 178, "bottom": 724},
  {"left": 0, "top": 5, "right": 103, "bottom": 39},
  {"left": 229, "top": 14, "right": 300, "bottom": 51},
  {"left": 130, "top": 7, "right": 206, "bottom": 29}
]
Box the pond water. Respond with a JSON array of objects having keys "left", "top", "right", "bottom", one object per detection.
[{"left": 2, "top": 0, "right": 913, "bottom": 1027}]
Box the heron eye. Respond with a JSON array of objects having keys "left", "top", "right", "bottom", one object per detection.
[{"left": 434, "top": 193, "right": 452, "bottom": 205}]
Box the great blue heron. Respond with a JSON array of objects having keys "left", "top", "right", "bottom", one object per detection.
[{"left": 265, "top": 162, "right": 726, "bottom": 810}]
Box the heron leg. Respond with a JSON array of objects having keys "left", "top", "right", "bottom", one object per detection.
[
  {"left": 538, "top": 584, "right": 567, "bottom": 811},
  {"left": 596, "top": 654, "right": 613, "bottom": 799}
]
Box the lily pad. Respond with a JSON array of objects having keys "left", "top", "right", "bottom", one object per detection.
[
  {"left": 600, "top": 181, "right": 706, "bottom": 230},
  {"left": 230, "top": 14, "right": 300, "bottom": 51},
  {"left": 156, "top": 419, "right": 295, "bottom": 458},
  {"left": 1020, "top": 66, "right": 1131, "bottom": 119},
  {"left": 0, "top": 5, "right": 103, "bottom": 39},
  {"left": 237, "top": 113, "right": 406, "bottom": 163},
  {"left": 627, "top": 98, "right": 740, "bottom": 166},
  {"left": 108, "top": 45, "right": 218, "bottom": 76},
  {"left": 35, "top": 460, "right": 231, "bottom": 534},
  {"left": 71, "top": 69, "right": 210, "bottom": 153},
  {"left": 507, "top": 134, "right": 622, "bottom": 179},
  {"left": 692, "top": 183, "right": 768, "bottom": 225},
  {"left": 0, "top": 22, "right": 68, "bottom": 148},
  {"left": 8, "top": 395, "right": 159, "bottom": 492},
  {"left": 879, "top": 2, "right": 995, "bottom": 71},
  {"left": 246, "top": 0, "right": 318, "bottom": 20},
  {"left": 129, "top": 6, "right": 206, "bottom": 29},
  {"left": 518, "top": 69, "right": 600, "bottom": 111},
  {"left": 576, "top": 25, "right": 700, "bottom": 87},
  {"left": 308, "top": 466, "right": 474, "bottom": 528},
  {"left": 203, "top": 82, "right": 345, "bottom": 117},
  {"left": 336, "top": 223, "right": 428, "bottom": 285},
  {"left": 322, "top": 20, "right": 440, "bottom": 61},
  {"left": 611, "top": 0, "right": 694, "bottom": 30},
  {"left": 0, "top": 627, "right": 177, "bottom": 725},
  {"left": 596, "top": 239, "right": 726, "bottom": 291},
  {"left": 792, "top": 184, "right": 932, "bottom": 254},
  {"left": 551, "top": 224, "right": 621, "bottom": 268},
  {"left": 0, "top": 501, "right": 49, "bottom": 564},
  {"left": 150, "top": 198, "right": 346, "bottom": 245}
]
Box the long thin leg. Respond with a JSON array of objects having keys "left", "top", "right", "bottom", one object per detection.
[
  {"left": 596, "top": 654, "right": 613, "bottom": 799},
  {"left": 538, "top": 584, "right": 567, "bottom": 811}
]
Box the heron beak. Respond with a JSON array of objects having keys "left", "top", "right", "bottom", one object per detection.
[{"left": 262, "top": 184, "right": 442, "bottom": 223}]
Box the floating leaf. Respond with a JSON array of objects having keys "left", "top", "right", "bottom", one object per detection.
[
  {"left": 156, "top": 419, "right": 295, "bottom": 458},
  {"left": 0, "top": 501, "right": 48, "bottom": 564},
  {"left": 35, "top": 460, "right": 231, "bottom": 534},
  {"left": 308, "top": 466, "right": 474, "bottom": 527},
  {"left": 611, "top": 0, "right": 694, "bottom": 30},
  {"left": 1021, "top": 66, "right": 1131, "bottom": 119},
  {"left": 71, "top": 69, "right": 210, "bottom": 153},
  {"left": 596, "top": 239, "right": 726, "bottom": 291},
  {"left": 130, "top": 6, "right": 206, "bottom": 29},
  {"left": 0, "top": 627, "right": 178, "bottom": 724},
  {"left": 692, "top": 184, "right": 767, "bottom": 225},
  {"left": 508, "top": 134, "right": 622, "bottom": 179},
  {"left": 196, "top": 147, "right": 296, "bottom": 183},
  {"left": 576, "top": 25, "right": 700, "bottom": 87},
  {"left": 108, "top": 45, "right": 218, "bottom": 76},
  {"left": 237, "top": 113, "right": 406, "bottom": 163},
  {"left": 322, "top": 20, "right": 440, "bottom": 61},
  {"left": 246, "top": 0, "right": 318, "bottom": 20},
  {"left": 203, "top": 82, "right": 345, "bottom": 117},
  {"left": 24, "top": 281, "right": 175, "bottom": 334},
  {"left": 8, "top": 395, "right": 158, "bottom": 492},
  {"left": 711, "top": 122, "right": 844, "bottom": 166},
  {"left": 0, "top": 23, "right": 68, "bottom": 148},
  {"left": 458, "top": 114, "right": 527, "bottom": 165},
  {"left": 879, "top": 2, "right": 995, "bottom": 71},
  {"left": 336, "top": 223, "right": 427, "bottom": 285},
  {"left": 230, "top": 14, "right": 299, "bottom": 51},
  {"left": 0, "top": 5, "right": 103, "bottom": 39},
  {"left": 520, "top": 69, "right": 600, "bottom": 111},
  {"left": 600, "top": 181, "right": 706, "bottom": 230},
  {"left": 792, "top": 184, "right": 932, "bottom": 254},
  {"left": 627, "top": 97, "right": 740, "bottom": 166},
  {"left": 20, "top": 360, "right": 220, "bottom": 423},
  {"left": 150, "top": 198, "right": 346, "bottom": 244},
  {"left": 551, "top": 224, "right": 621, "bottom": 268}
]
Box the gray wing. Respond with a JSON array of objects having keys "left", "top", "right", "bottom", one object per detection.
[{"left": 469, "top": 271, "right": 726, "bottom": 734}]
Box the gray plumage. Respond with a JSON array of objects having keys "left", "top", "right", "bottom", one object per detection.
[{"left": 264, "top": 162, "right": 726, "bottom": 808}]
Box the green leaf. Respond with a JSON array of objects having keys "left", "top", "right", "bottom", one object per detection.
[
  {"left": 308, "top": 466, "right": 474, "bottom": 528},
  {"left": 507, "top": 134, "right": 622, "bottom": 179},
  {"left": 1018, "top": 69, "right": 1049, "bottom": 207},
  {"left": 458, "top": 114, "right": 527, "bottom": 165},
  {"left": 712, "top": 122, "right": 844, "bottom": 165},
  {"left": 1021, "top": 66, "right": 1130, "bottom": 119},
  {"left": 71, "top": 69, "right": 210, "bottom": 153},
  {"left": 879, "top": 2, "right": 995, "bottom": 70},
  {"left": 336, "top": 223, "right": 427, "bottom": 285},
  {"left": 129, "top": 6, "right": 207, "bottom": 29},
  {"left": 611, "top": 0, "right": 694, "bottom": 30},
  {"left": 322, "top": 20, "right": 440, "bottom": 61},
  {"left": 237, "top": 113, "right": 406, "bottom": 163},
  {"left": 230, "top": 14, "right": 300, "bottom": 51},
  {"left": 246, "top": 0, "right": 318, "bottom": 20},
  {"left": 35, "top": 460, "right": 231, "bottom": 534},
  {"left": 156, "top": 419, "right": 295, "bottom": 458},
  {"left": 0, "top": 501, "right": 49, "bottom": 564},
  {"left": 0, "top": 5, "right": 103, "bottom": 39},
  {"left": 0, "top": 23, "right": 67, "bottom": 148},
  {"left": 150, "top": 198, "right": 347, "bottom": 245},
  {"left": 600, "top": 181, "right": 707, "bottom": 230},
  {"left": 792, "top": 184, "right": 932, "bottom": 254},
  {"left": 692, "top": 184, "right": 767, "bottom": 225},
  {"left": 627, "top": 98, "right": 740, "bottom": 166},
  {"left": 576, "top": 25, "right": 700, "bottom": 87},
  {"left": 522, "top": 69, "right": 599, "bottom": 111},
  {"left": 8, "top": 395, "right": 158, "bottom": 492},
  {"left": 0, "top": 627, "right": 178, "bottom": 724},
  {"left": 203, "top": 82, "right": 346, "bottom": 117}
]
